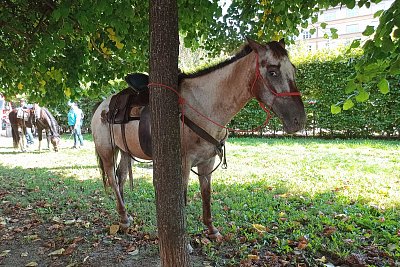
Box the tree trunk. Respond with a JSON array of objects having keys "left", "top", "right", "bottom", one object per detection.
[{"left": 149, "top": 1, "right": 190, "bottom": 266}]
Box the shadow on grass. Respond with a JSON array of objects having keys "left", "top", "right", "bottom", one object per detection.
[{"left": 1, "top": 162, "right": 399, "bottom": 266}]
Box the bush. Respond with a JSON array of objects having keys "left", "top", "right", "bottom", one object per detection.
[{"left": 229, "top": 47, "right": 400, "bottom": 138}]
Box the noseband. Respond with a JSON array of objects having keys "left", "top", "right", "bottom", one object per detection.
[{"left": 250, "top": 54, "right": 301, "bottom": 110}]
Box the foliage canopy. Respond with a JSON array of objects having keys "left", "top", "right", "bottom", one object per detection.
[{"left": 0, "top": 0, "right": 398, "bottom": 109}]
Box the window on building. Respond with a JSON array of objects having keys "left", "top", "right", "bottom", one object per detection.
[
  {"left": 323, "top": 10, "right": 336, "bottom": 21},
  {"left": 346, "top": 24, "right": 359, "bottom": 34},
  {"left": 302, "top": 31, "right": 312, "bottom": 39},
  {"left": 346, "top": 8, "right": 359, "bottom": 17}
]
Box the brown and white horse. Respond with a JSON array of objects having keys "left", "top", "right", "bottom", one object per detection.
[
  {"left": 9, "top": 105, "right": 61, "bottom": 152},
  {"left": 91, "top": 38, "right": 306, "bottom": 238}
]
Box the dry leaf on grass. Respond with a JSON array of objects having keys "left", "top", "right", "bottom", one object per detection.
[
  {"left": 0, "top": 250, "right": 11, "bottom": 257},
  {"left": 48, "top": 248, "right": 65, "bottom": 256},
  {"left": 109, "top": 224, "right": 120, "bottom": 235}
]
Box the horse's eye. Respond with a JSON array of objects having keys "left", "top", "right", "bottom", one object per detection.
[{"left": 269, "top": 71, "right": 278, "bottom": 77}]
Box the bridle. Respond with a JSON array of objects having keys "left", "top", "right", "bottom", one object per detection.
[{"left": 250, "top": 53, "right": 301, "bottom": 112}]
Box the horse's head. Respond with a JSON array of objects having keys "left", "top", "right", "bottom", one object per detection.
[
  {"left": 51, "top": 135, "right": 61, "bottom": 152},
  {"left": 247, "top": 38, "right": 306, "bottom": 134}
]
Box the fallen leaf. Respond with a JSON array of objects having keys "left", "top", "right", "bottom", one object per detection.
[
  {"left": 323, "top": 226, "right": 337, "bottom": 236},
  {"left": 127, "top": 249, "right": 139, "bottom": 256},
  {"left": 48, "top": 248, "right": 65, "bottom": 256},
  {"left": 201, "top": 237, "right": 211, "bottom": 245},
  {"left": 126, "top": 244, "right": 137, "bottom": 252},
  {"left": 252, "top": 224, "right": 267, "bottom": 233},
  {"left": 0, "top": 250, "right": 11, "bottom": 257},
  {"left": 52, "top": 216, "right": 62, "bottom": 223},
  {"left": 63, "top": 243, "right": 77, "bottom": 256},
  {"left": 25, "top": 262, "right": 38, "bottom": 267},
  {"left": 109, "top": 224, "right": 120, "bottom": 235},
  {"left": 297, "top": 240, "right": 308, "bottom": 250},
  {"left": 64, "top": 219, "right": 76, "bottom": 225},
  {"left": 316, "top": 256, "right": 326, "bottom": 263},
  {"left": 24, "top": 234, "right": 39, "bottom": 241},
  {"left": 247, "top": 254, "right": 259, "bottom": 260}
]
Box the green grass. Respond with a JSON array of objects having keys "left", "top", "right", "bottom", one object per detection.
[{"left": 1, "top": 135, "right": 399, "bottom": 266}]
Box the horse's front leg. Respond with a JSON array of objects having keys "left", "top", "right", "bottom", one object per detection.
[
  {"left": 197, "top": 157, "right": 222, "bottom": 240},
  {"left": 46, "top": 130, "right": 51, "bottom": 149},
  {"left": 37, "top": 129, "right": 42, "bottom": 152}
]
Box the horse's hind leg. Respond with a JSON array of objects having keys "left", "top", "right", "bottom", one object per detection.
[
  {"left": 20, "top": 128, "right": 27, "bottom": 152},
  {"left": 102, "top": 150, "right": 132, "bottom": 230},
  {"left": 197, "top": 157, "right": 222, "bottom": 240},
  {"left": 116, "top": 151, "right": 133, "bottom": 204}
]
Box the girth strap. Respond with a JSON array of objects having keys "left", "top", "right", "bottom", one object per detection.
[{"left": 181, "top": 115, "right": 228, "bottom": 175}]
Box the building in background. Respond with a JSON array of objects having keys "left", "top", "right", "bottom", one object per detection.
[{"left": 294, "top": 0, "right": 395, "bottom": 51}]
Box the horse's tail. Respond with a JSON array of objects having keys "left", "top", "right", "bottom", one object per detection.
[
  {"left": 11, "top": 126, "right": 19, "bottom": 148},
  {"left": 8, "top": 111, "right": 19, "bottom": 148},
  {"left": 94, "top": 145, "right": 109, "bottom": 190}
]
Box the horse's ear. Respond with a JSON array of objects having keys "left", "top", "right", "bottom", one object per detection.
[
  {"left": 246, "top": 37, "right": 265, "bottom": 53},
  {"left": 279, "top": 38, "right": 285, "bottom": 48}
]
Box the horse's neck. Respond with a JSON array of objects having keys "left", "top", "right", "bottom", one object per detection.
[{"left": 181, "top": 52, "right": 255, "bottom": 133}]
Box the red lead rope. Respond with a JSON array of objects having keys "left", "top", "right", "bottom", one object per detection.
[{"left": 148, "top": 54, "right": 301, "bottom": 134}]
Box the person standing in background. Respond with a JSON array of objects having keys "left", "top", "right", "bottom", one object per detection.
[
  {"left": 67, "top": 102, "right": 84, "bottom": 149},
  {"left": 0, "top": 93, "right": 4, "bottom": 118},
  {"left": 19, "top": 99, "right": 35, "bottom": 147}
]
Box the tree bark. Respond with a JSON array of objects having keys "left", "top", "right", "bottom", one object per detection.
[{"left": 149, "top": 1, "right": 190, "bottom": 266}]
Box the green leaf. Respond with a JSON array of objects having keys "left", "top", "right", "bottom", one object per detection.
[
  {"left": 350, "top": 39, "right": 360, "bottom": 49},
  {"left": 343, "top": 99, "right": 354, "bottom": 110},
  {"left": 381, "top": 37, "right": 394, "bottom": 52},
  {"left": 320, "top": 22, "right": 327, "bottom": 29},
  {"left": 331, "top": 105, "right": 342, "bottom": 114},
  {"left": 377, "top": 78, "right": 389, "bottom": 94},
  {"left": 345, "top": 80, "right": 357, "bottom": 93},
  {"left": 362, "top": 25, "right": 375, "bottom": 36},
  {"left": 355, "top": 90, "right": 369, "bottom": 102},
  {"left": 374, "top": 10, "right": 384, "bottom": 18},
  {"left": 345, "top": 0, "right": 356, "bottom": 9},
  {"left": 389, "top": 58, "right": 400, "bottom": 75}
]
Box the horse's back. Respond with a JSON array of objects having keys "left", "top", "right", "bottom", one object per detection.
[{"left": 91, "top": 97, "right": 151, "bottom": 160}]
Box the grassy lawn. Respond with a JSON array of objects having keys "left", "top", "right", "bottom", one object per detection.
[{"left": 0, "top": 135, "right": 399, "bottom": 266}]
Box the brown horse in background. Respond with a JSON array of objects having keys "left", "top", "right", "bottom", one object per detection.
[
  {"left": 9, "top": 105, "right": 61, "bottom": 152},
  {"left": 91, "top": 38, "right": 307, "bottom": 238},
  {"left": 8, "top": 109, "right": 34, "bottom": 152}
]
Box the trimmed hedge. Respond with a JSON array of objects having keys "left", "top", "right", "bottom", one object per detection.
[{"left": 228, "top": 49, "right": 400, "bottom": 138}]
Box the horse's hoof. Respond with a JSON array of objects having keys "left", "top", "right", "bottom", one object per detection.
[
  {"left": 119, "top": 215, "right": 133, "bottom": 231},
  {"left": 207, "top": 230, "right": 223, "bottom": 242}
]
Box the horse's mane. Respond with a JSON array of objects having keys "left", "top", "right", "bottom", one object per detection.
[
  {"left": 42, "top": 107, "right": 60, "bottom": 137},
  {"left": 179, "top": 44, "right": 253, "bottom": 80},
  {"left": 178, "top": 41, "right": 289, "bottom": 81}
]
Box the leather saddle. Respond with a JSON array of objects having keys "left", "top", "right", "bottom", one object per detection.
[
  {"left": 107, "top": 73, "right": 149, "bottom": 124},
  {"left": 17, "top": 108, "right": 31, "bottom": 122},
  {"left": 106, "top": 73, "right": 152, "bottom": 157}
]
